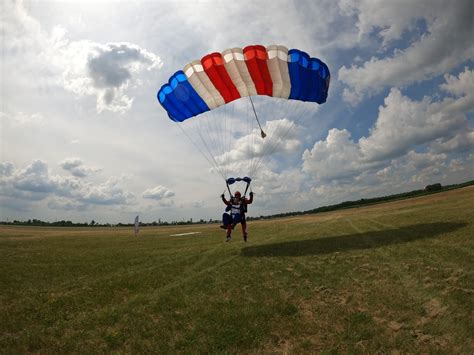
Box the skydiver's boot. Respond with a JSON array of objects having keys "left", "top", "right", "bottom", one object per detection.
[
  {"left": 226, "top": 234, "right": 232, "bottom": 242},
  {"left": 243, "top": 233, "right": 248, "bottom": 242}
]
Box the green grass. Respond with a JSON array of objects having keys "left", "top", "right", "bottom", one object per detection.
[{"left": 1, "top": 187, "right": 473, "bottom": 353}]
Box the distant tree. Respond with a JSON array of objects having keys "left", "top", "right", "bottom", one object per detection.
[
  {"left": 90, "top": 220, "right": 96, "bottom": 226},
  {"left": 425, "top": 183, "right": 442, "bottom": 192}
]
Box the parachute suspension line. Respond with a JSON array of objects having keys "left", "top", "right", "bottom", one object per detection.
[
  {"left": 199, "top": 102, "right": 239, "bottom": 180},
  {"left": 249, "top": 96, "right": 266, "bottom": 139},
  {"left": 176, "top": 123, "right": 227, "bottom": 181},
  {"left": 196, "top": 126, "right": 228, "bottom": 179},
  {"left": 207, "top": 107, "right": 228, "bottom": 178},
  {"left": 226, "top": 101, "right": 237, "bottom": 179},
  {"left": 194, "top": 111, "right": 223, "bottom": 177}
]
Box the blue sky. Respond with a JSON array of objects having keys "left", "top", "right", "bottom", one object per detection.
[{"left": 1, "top": 0, "right": 473, "bottom": 223}]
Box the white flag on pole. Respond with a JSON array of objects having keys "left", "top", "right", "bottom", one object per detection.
[{"left": 134, "top": 215, "right": 139, "bottom": 237}]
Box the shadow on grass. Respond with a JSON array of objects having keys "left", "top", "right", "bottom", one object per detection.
[{"left": 241, "top": 222, "right": 467, "bottom": 257}]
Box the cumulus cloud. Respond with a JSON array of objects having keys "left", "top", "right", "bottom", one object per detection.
[
  {"left": 77, "top": 178, "right": 133, "bottom": 205},
  {"left": 0, "top": 160, "right": 57, "bottom": 201},
  {"left": 302, "top": 128, "right": 365, "bottom": 181},
  {"left": 359, "top": 88, "right": 467, "bottom": 161},
  {"left": 13, "top": 160, "right": 57, "bottom": 194},
  {"left": 303, "top": 72, "right": 473, "bottom": 184},
  {"left": 439, "top": 67, "right": 474, "bottom": 114},
  {"left": 430, "top": 131, "right": 474, "bottom": 154},
  {"left": 216, "top": 119, "right": 301, "bottom": 168},
  {"left": 0, "top": 160, "right": 134, "bottom": 210},
  {"left": 301, "top": 148, "right": 471, "bottom": 211},
  {"left": 142, "top": 185, "right": 175, "bottom": 200},
  {"left": 0, "top": 162, "right": 14, "bottom": 177},
  {"left": 249, "top": 167, "right": 307, "bottom": 211},
  {"left": 59, "top": 158, "right": 100, "bottom": 178},
  {"left": 3, "top": 1, "right": 162, "bottom": 113},
  {"left": 338, "top": 0, "right": 474, "bottom": 104},
  {"left": 57, "top": 40, "right": 162, "bottom": 113}
]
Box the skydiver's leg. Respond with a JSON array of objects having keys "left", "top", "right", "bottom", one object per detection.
[
  {"left": 226, "top": 224, "right": 232, "bottom": 242},
  {"left": 222, "top": 213, "right": 232, "bottom": 228},
  {"left": 241, "top": 221, "right": 248, "bottom": 242},
  {"left": 232, "top": 213, "right": 241, "bottom": 229}
]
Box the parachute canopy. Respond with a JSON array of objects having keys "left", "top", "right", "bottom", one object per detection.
[
  {"left": 156, "top": 44, "right": 330, "bottom": 183},
  {"left": 158, "top": 45, "right": 330, "bottom": 122}
]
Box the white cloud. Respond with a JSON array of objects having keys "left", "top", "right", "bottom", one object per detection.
[
  {"left": 77, "top": 177, "right": 134, "bottom": 205},
  {"left": 303, "top": 74, "right": 473, "bottom": 183},
  {"left": 56, "top": 40, "right": 162, "bottom": 113},
  {"left": 0, "top": 111, "right": 45, "bottom": 126},
  {"left": 430, "top": 131, "right": 474, "bottom": 154},
  {"left": 47, "top": 197, "right": 88, "bottom": 212},
  {"left": 303, "top": 148, "right": 471, "bottom": 209},
  {"left": 441, "top": 67, "right": 474, "bottom": 97},
  {"left": 359, "top": 88, "right": 467, "bottom": 161},
  {"left": 216, "top": 119, "right": 301, "bottom": 167},
  {"left": 302, "top": 128, "right": 366, "bottom": 181},
  {"left": 171, "top": 1, "right": 335, "bottom": 54},
  {"left": 142, "top": 185, "right": 175, "bottom": 200},
  {"left": 0, "top": 162, "right": 14, "bottom": 177},
  {"left": 13, "top": 160, "right": 57, "bottom": 194},
  {"left": 2, "top": 1, "right": 162, "bottom": 114},
  {"left": 338, "top": 0, "right": 474, "bottom": 104},
  {"left": 439, "top": 67, "right": 474, "bottom": 114},
  {"left": 1, "top": 0, "right": 47, "bottom": 54},
  {"left": 59, "top": 157, "right": 99, "bottom": 178},
  {"left": 0, "top": 160, "right": 135, "bottom": 211}
]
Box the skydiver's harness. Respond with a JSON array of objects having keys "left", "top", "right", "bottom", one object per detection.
[
  {"left": 224, "top": 176, "right": 252, "bottom": 218},
  {"left": 230, "top": 203, "right": 244, "bottom": 215}
]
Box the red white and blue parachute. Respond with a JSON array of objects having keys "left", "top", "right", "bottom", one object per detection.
[
  {"left": 157, "top": 45, "right": 330, "bottom": 192},
  {"left": 158, "top": 45, "right": 330, "bottom": 122}
]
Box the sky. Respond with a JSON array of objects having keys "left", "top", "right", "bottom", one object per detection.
[{"left": 1, "top": 0, "right": 473, "bottom": 224}]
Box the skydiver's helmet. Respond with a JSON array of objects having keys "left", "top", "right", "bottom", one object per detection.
[{"left": 234, "top": 191, "right": 241, "bottom": 199}]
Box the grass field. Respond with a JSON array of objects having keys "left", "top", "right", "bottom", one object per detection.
[{"left": 1, "top": 187, "right": 473, "bottom": 353}]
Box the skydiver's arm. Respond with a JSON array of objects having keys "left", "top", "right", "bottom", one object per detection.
[
  {"left": 221, "top": 194, "right": 230, "bottom": 205},
  {"left": 246, "top": 191, "right": 254, "bottom": 204}
]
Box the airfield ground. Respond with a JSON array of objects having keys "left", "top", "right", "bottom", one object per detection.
[{"left": 1, "top": 186, "right": 473, "bottom": 353}]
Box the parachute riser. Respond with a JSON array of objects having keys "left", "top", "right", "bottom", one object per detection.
[
  {"left": 243, "top": 181, "right": 251, "bottom": 198},
  {"left": 249, "top": 96, "right": 266, "bottom": 139},
  {"left": 226, "top": 183, "right": 233, "bottom": 198},
  {"left": 225, "top": 176, "right": 252, "bottom": 198}
]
